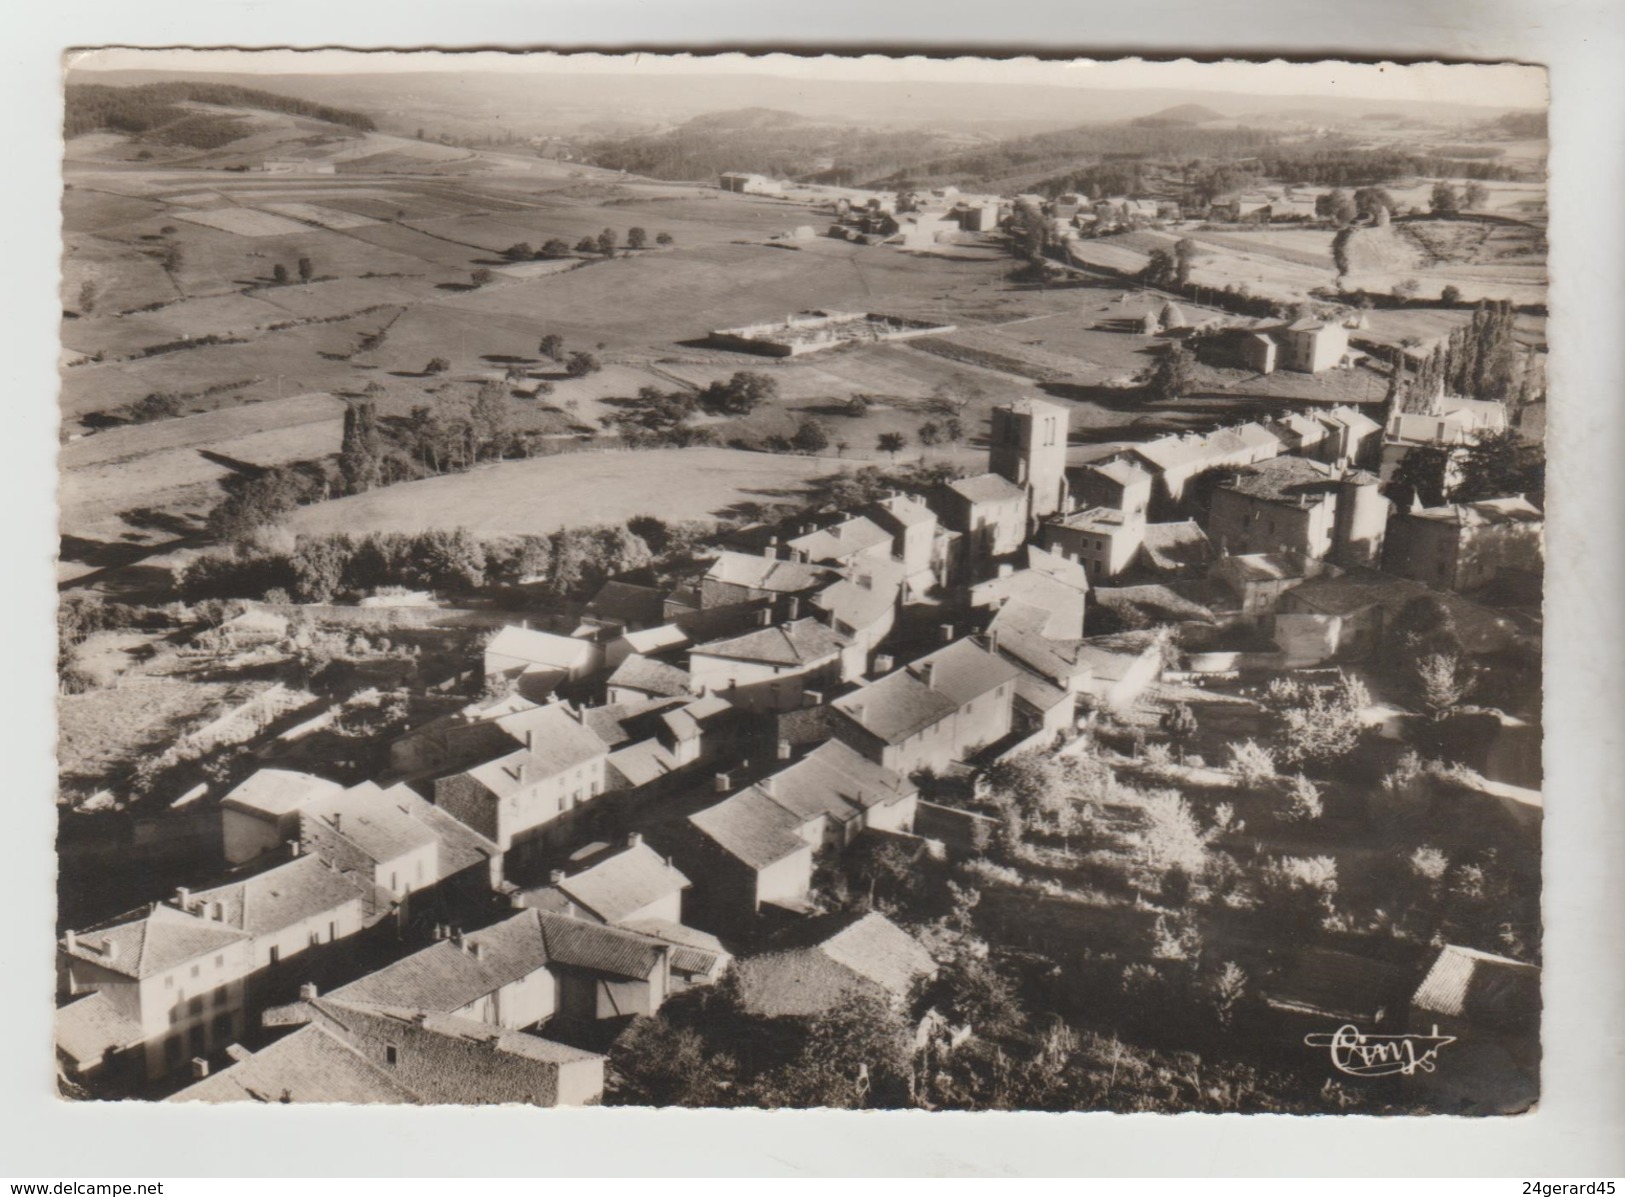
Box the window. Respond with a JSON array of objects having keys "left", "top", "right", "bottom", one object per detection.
[
  {"left": 213, "top": 986, "right": 227, "bottom": 1008},
  {"left": 329, "top": 921, "right": 337, "bottom": 943},
  {"left": 164, "top": 976, "right": 175, "bottom": 989},
  {"left": 309, "top": 931, "right": 321, "bottom": 948},
  {"left": 214, "top": 955, "right": 223, "bottom": 968},
  {"left": 163, "top": 1036, "right": 183, "bottom": 1067},
  {"left": 211, "top": 1013, "right": 233, "bottom": 1043},
  {"left": 187, "top": 1025, "right": 206, "bottom": 1056},
  {"left": 390, "top": 872, "right": 398, "bottom": 892},
  {"left": 190, "top": 964, "right": 200, "bottom": 979},
  {"left": 268, "top": 946, "right": 280, "bottom": 966},
  {"left": 189, "top": 996, "right": 203, "bottom": 1017},
  {"left": 169, "top": 1006, "right": 180, "bottom": 1026},
  {"left": 385, "top": 1045, "right": 399, "bottom": 1067}
]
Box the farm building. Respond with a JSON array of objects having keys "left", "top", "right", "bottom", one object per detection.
[
  {"left": 707, "top": 311, "right": 955, "bottom": 358},
  {"left": 718, "top": 172, "right": 783, "bottom": 196}
]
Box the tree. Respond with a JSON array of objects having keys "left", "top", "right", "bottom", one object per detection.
[
  {"left": 1146, "top": 343, "right": 1196, "bottom": 402},
  {"left": 1141, "top": 249, "right": 1177, "bottom": 288},
  {"left": 627, "top": 227, "right": 647, "bottom": 250},
  {"left": 844, "top": 393, "right": 873, "bottom": 418},
  {"left": 1173, "top": 238, "right": 1199, "bottom": 286},
  {"left": 564, "top": 351, "right": 601, "bottom": 379},
  {"left": 877, "top": 431, "right": 907, "bottom": 461},
  {"left": 597, "top": 228, "right": 617, "bottom": 257},
  {"left": 1463, "top": 181, "right": 1490, "bottom": 209},
  {"left": 1331, "top": 227, "right": 1354, "bottom": 279},
  {"left": 412, "top": 527, "right": 487, "bottom": 592},
  {"left": 699, "top": 371, "right": 776, "bottom": 416},
  {"left": 1429, "top": 181, "right": 1460, "bottom": 214},
  {"left": 470, "top": 268, "right": 495, "bottom": 288},
  {"left": 540, "top": 238, "right": 571, "bottom": 259},
  {"left": 538, "top": 333, "right": 565, "bottom": 361},
  {"left": 1440, "top": 284, "right": 1462, "bottom": 305},
  {"left": 655, "top": 231, "right": 674, "bottom": 246},
  {"left": 745, "top": 991, "right": 915, "bottom": 1110},
  {"left": 790, "top": 418, "right": 830, "bottom": 454},
  {"left": 1159, "top": 703, "right": 1198, "bottom": 762},
  {"left": 425, "top": 357, "right": 451, "bottom": 374},
  {"left": 297, "top": 256, "right": 314, "bottom": 283},
  {"left": 1267, "top": 672, "right": 1371, "bottom": 769},
  {"left": 944, "top": 416, "right": 965, "bottom": 446},
  {"left": 575, "top": 236, "right": 597, "bottom": 254},
  {"left": 607, "top": 1015, "right": 736, "bottom": 1107},
  {"left": 1384, "top": 443, "right": 1450, "bottom": 510},
  {"left": 290, "top": 535, "right": 351, "bottom": 603},
  {"left": 1415, "top": 652, "right": 1476, "bottom": 719},
  {"left": 272, "top": 263, "right": 290, "bottom": 285},
  {"left": 917, "top": 421, "right": 943, "bottom": 449},
  {"left": 1392, "top": 277, "right": 1421, "bottom": 301},
  {"left": 1316, "top": 188, "right": 1357, "bottom": 225},
  {"left": 1132, "top": 788, "right": 1212, "bottom": 878},
  {"left": 1352, "top": 187, "right": 1393, "bottom": 221},
  {"left": 503, "top": 242, "right": 534, "bottom": 262},
  {"left": 1451, "top": 428, "right": 1543, "bottom": 503},
  {"left": 470, "top": 380, "right": 512, "bottom": 460},
  {"left": 338, "top": 401, "right": 384, "bottom": 494}
]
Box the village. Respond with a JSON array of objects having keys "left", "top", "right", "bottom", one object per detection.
[{"left": 55, "top": 75, "right": 1547, "bottom": 1115}]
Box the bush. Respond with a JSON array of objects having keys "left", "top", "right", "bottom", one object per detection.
[
  {"left": 1227, "top": 739, "right": 1277, "bottom": 787},
  {"left": 1279, "top": 773, "right": 1324, "bottom": 823}
]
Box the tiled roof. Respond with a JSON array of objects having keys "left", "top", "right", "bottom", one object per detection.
[
  {"left": 617, "top": 624, "right": 690, "bottom": 656},
  {"left": 1219, "top": 455, "right": 1340, "bottom": 503},
  {"left": 1214, "top": 551, "right": 1316, "bottom": 582},
  {"left": 62, "top": 904, "right": 249, "bottom": 981},
  {"left": 869, "top": 493, "right": 936, "bottom": 528},
  {"left": 584, "top": 580, "right": 667, "bottom": 628},
  {"left": 690, "top": 789, "right": 811, "bottom": 871},
  {"left": 534, "top": 911, "right": 666, "bottom": 980},
  {"left": 704, "top": 551, "right": 835, "bottom": 594},
  {"left": 813, "top": 578, "right": 898, "bottom": 633},
  {"left": 947, "top": 472, "right": 1026, "bottom": 505},
  {"left": 1010, "top": 667, "right": 1071, "bottom": 713},
  {"left": 754, "top": 739, "right": 916, "bottom": 827},
  {"left": 168, "top": 1023, "right": 419, "bottom": 1105},
  {"left": 787, "top": 515, "right": 893, "bottom": 563},
  {"left": 331, "top": 940, "right": 510, "bottom": 1013},
  {"left": 832, "top": 669, "right": 958, "bottom": 745},
  {"left": 1320, "top": 404, "right": 1383, "bottom": 437},
  {"left": 691, "top": 618, "right": 846, "bottom": 666},
  {"left": 555, "top": 843, "right": 691, "bottom": 924},
  {"left": 582, "top": 696, "right": 688, "bottom": 749},
  {"left": 380, "top": 785, "right": 499, "bottom": 878},
  {"left": 187, "top": 855, "right": 370, "bottom": 937},
  {"left": 1412, "top": 945, "right": 1540, "bottom": 1033},
  {"left": 219, "top": 769, "right": 343, "bottom": 819},
  {"left": 301, "top": 785, "right": 439, "bottom": 868},
  {"left": 1051, "top": 505, "right": 1133, "bottom": 533},
  {"left": 607, "top": 738, "right": 680, "bottom": 790},
  {"left": 1093, "top": 583, "right": 1220, "bottom": 625},
  {"left": 1137, "top": 520, "right": 1215, "bottom": 574},
  {"left": 485, "top": 625, "right": 597, "bottom": 669},
  {"left": 620, "top": 919, "right": 730, "bottom": 979},
  {"left": 55, "top": 993, "right": 144, "bottom": 1068},
  {"left": 910, "top": 637, "right": 1022, "bottom": 706},
  {"left": 462, "top": 705, "right": 607, "bottom": 795},
  {"left": 988, "top": 602, "right": 1092, "bottom": 685},
  {"left": 607, "top": 654, "right": 692, "bottom": 698},
  {"left": 1080, "top": 458, "right": 1152, "bottom": 488},
  {"left": 736, "top": 911, "right": 937, "bottom": 1018}
]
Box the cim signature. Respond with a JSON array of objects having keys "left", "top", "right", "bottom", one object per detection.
[{"left": 1304, "top": 1024, "right": 1457, "bottom": 1078}]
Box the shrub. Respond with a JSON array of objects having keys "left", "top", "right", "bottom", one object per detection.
[
  {"left": 1279, "top": 773, "right": 1324, "bottom": 823},
  {"left": 1227, "top": 739, "right": 1277, "bottom": 787}
]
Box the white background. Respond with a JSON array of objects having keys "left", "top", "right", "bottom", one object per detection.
[{"left": 4, "top": 0, "right": 1622, "bottom": 1178}]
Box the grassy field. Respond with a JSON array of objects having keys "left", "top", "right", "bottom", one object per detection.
[{"left": 286, "top": 445, "right": 841, "bottom": 537}]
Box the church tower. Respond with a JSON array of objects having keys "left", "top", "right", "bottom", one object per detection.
[{"left": 989, "top": 398, "right": 1070, "bottom": 523}]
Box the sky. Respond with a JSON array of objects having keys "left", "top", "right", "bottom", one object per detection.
[{"left": 67, "top": 49, "right": 1547, "bottom": 110}]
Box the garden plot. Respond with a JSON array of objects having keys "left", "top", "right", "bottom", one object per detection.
[
  {"left": 171, "top": 207, "right": 312, "bottom": 237},
  {"left": 259, "top": 201, "right": 378, "bottom": 230},
  {"left": 61, "top": 291, "right": 290, "bottom": 358},
  {"left": 250, "top": 276, "right": 421, "bottom": 320}
]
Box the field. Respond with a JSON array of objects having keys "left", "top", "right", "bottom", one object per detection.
[{"left": 286, "top": 446, "right": 840, "bottom": 537}]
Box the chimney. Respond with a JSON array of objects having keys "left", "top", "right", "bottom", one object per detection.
[
  {"left": 468, "top": 942, "right": 483, "bottom": 960},
  {"left": 299, "top": 983, "right": 318, "bottom": 1002},
  {"left": 549, "top": 869, "right": 565, "bottom": 885},
  {"left": 525, "top": 728, "right": 534, "bottom": 751},
  {"left": 940, "top": 622, "right": 955, "bottom": 643},
  {"left": 785, "top": 596, "right": 801, "bottom": 620},
  {"left": 761, "top": 775, "right": 776, "bottom": 796},
  {"left": 286, "top": 838, "right": 301, "bottom": 858},
  {"left": 856, "top": 574, "right": 872, "bottom": 591},
  {"left": 63, "top": 929, "right": 76, "bottom": 952},
  {"left": 917, "top": 661, "right": 935, "bottom": 689},
  {"left": 190, "top": 1058, "right": 210, "bottom": 1080},
  {"left": 998, "top": 563, "right": 1014, "bottom": 578},
  {"left": 451, "top": 930, "right": 465, "bottom": 950},
  {"left": 756, "top": 607, "right": 773, "bottom": 627},
  {"left": 776, "top": 739, "right": 792, "bottom": 761},
  {"left": 848, "top": 702, "right": 865, "bottom": 725},
  {"left": 101, "top": 939, "right": 118, "bottom": 962},
  {"left": 331, "top": 813, "right": 342, "bottom": 835},
  {"left": 174, "top": 887, "right": 191, "bottom": 911},
  {"left": 626, "top": 831, "right": 643, "bottom": 848},
  {"left": 714, "top": 772, "right": 732, "bottom": 794},
  {"left": 225, "top": 1044, "right": 252, "bottom": 1064},
  {"left": 802, "top": 689, "right": 823, "bottom": 708},
  {"left": 211, "top": 901, "right": 226, "bottom": 922},
  {"left": 986, "top": 630, "right": 1000, "bottom": 655}
]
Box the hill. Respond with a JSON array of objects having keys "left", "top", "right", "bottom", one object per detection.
[
  {"left": 1133, "top": 103, "right": 1227, "bottom": 126},
  {"left": 64, "top": 81, "right": 376, "bottom": 147}
]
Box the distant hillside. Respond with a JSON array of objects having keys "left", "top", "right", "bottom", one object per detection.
[
  {"left": 64, "top": 81, "right": 377, "bottom": 147},
  {"left": 1133, "top": 103, "right": 1227, "bottom": 126},
  {"left": 579, "top": 109, "right": 969, "bottom": 185}
]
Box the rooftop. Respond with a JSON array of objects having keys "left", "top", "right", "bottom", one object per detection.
[
  {"left": 833, "top": 668, "right": 958, "bottom": 746},
  {"left": 735, "top": 911, "right": 938, "bottom": 1019},
  {"left": 787, "top": 515, "right": 893, "bottom": 563},
  {"left": 813, "top": 577, "right": 898, "bottom": 634},
  {"left": 704, "top": 551, "right": 835, "bottom": 594},
  {"left": 606, "top": 654, "right": 693, "bottom": 699},
  {"left": 691, "top": 617, "right": 847, "bottom": 667},
  {"left": 168, "top": 1023, "right": 419, "bottom": 1105},
  {"left": 187, "top": 855, "right": 372, "bottom": 938},
  {"left": 946, "top": 472, "right": 1026, "bottom": 505},
  {"left": 55, "top": 992, "right": 144, "bottom": 1069},
  {"left": 583, "top": 580, "right": 667, "bottom": 629},
  {"left": 909, "top": 637, "right": 1022, "bottom": 707},
  {"left": 1412, "top": 945, "right": 1540, "bottom": 1034},
  {"left": 689, "top": 788, "right": 811, "bottom": 871},
  {"left": 1137, "top": 520, "right": 1215, "bottom": 575},
  {"left": 1406, "top": 496, "right": 1543, "bottom": 527},
  {"left": 753, "top": 739, "right": 916, "bottom": 828},
  {"left": 460, "top": 704, "right": 608, "bottom": 796},
  {"left": 62, "top": 904, "right": 249, "bottom": 981},
  {"left": 485, "top": 625, "right": 597, "bottom": 669},
  {"left": 1218, "top": 455, "right": 1342, "bottom": 504},
  {"left": 219, "top": 769, "right": 343, "bottom": 819},
  {"left": 554, "top": 842, "right": 691, "bottom": 924}
]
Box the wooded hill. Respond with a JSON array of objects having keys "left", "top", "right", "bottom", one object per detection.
[{"left": 64, "top": 81, "right": 378, "bottom": 145}]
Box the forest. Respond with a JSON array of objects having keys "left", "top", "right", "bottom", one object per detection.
[
  {"left": 1257, "top": 145, "right": 1537, "bottom": 186},
  {"left": 63, "top": 81, "right": 378, "bottom": 140}
]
